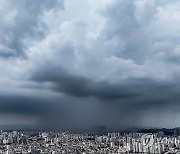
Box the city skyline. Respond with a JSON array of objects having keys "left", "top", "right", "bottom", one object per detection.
[
  {"left": 0, "top": 0, "right": 180, "bottom": 130},
  {"left": 0, "top": 130, "right": 179, "bottom": 153}
]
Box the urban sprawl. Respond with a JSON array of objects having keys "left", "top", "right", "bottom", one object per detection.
[{"left": 0, "top": 130, "right": 180, "bottom": 153}]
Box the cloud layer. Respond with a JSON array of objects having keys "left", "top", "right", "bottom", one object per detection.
[{"left": 0, "top": 0, "right": 180, "bottom": 129}]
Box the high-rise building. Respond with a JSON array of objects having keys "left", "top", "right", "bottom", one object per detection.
[{"left": 174, "top": 127, "right": 180, "bottom": 137}]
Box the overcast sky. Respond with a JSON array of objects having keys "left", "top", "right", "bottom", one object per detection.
[{"left": 0, "top": 0, "right": 180, "bottom": 130}]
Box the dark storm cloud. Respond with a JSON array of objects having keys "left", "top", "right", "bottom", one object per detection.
[
  {"left": 31, "top": 64, "right": 179, "bottom": 106},
  {"left": 101, "top": 0, "right": 180, "bottom": 63},
  {"left": 31, "top": 67, "right": 140, "bottom": 99},
  {"left": 1, "top": 0, "right": 180, "bottom": 128},
  {"left": 0, "top": 95, "right": 59, "bottom": 116},
  {"left": 0, "top": 94, "right": 72, "bottom": 128},
  {"left": 0, "top": 94, "right": 141, "bottom": 129},
  {"left": 0, "top": 0, "right": 64, "bottom": 57},
  {"left": 24, "top": 0, "right": 180, "bottom": 128}
]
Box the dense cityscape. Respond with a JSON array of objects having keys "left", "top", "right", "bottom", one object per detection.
[{"left": 0, "top": 128, "right": 180, "bottom": 154}]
